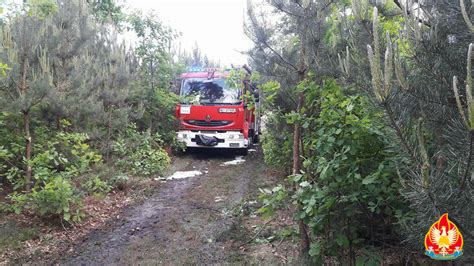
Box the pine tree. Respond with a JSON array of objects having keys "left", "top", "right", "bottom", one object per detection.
[
  {"left": 44, "top": 0, "right": 97, "bottom": 130},
  {"left": 246, "top": 0, "right": 337, "bottom": 255},
  {"left": 0, "top": 2, "right": 54, "bottom": 190},
  {"left": 362, "top": 0, "right": 474, "bottom": 258}
]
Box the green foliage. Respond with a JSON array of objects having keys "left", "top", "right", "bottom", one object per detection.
[
  {"left": 1, "top": 126, "right": 102, "bottom": 222},
  {"left": 260, "top": 80, "right": 412, "bottom": 261},
  {"left": 260, "top": 81, "right": 294, "bottom": 171},
  {"left": 28, "top": 176, "right": 83, "bottom": 222},
  {"left": 5, "top": 129, "right": 102, "bottom": 190},
  {"left": 9, "top": 176, "right": 84, "bottom": 222},
  {"left": 113, "top": 124, "right": 171, "bottom": 177},
  {"left": 256, "top": 184, "right": 288, "bottom": 220},
  {"left": 297, "top": 80, "right": 412, "bottom": 260},
  {"left": 82, "top": 175, "right": 111, "bottom": 196},
  {"left": 226, "top": 69, "right": 246, "bottom": 90},
  {"left": 0, "top": 145, "right": 13, "bottom": 179},
  {"left": 107, "top": 174, "right": 129, "bottom": 190},
  {"left": 0, "top": 63, "right": 9, "bottom": 76},
  {"left": 261, "top": 121, "right": 293, "bottom": 170},
  {"left": 126, "top": 8, "right": 182, "bottom": 140},
  {"left": 26, "top": 0, "right": 57, "bottom": 18},
  {"left": 87, "top": 0, "right": 125, "bottom": 26},
  {"left": 0, "top": 0, "right": 180, "bottom": 225}
]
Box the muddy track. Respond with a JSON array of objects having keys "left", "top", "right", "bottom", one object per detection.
[{"left": 61, "top": 149, "right": 268, "bottom": 265}]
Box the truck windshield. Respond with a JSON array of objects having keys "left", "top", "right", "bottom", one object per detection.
[{"left": 180, "top": 78, "right": 241, "bottom": 105}]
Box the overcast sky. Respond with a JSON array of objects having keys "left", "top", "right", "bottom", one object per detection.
[{"left": 125, "top": 0, "right": 253, "bottom": 67}]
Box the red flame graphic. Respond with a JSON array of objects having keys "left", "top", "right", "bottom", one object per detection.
[{"left": 425, "top": 213, "right": 463, "bottom": 258}]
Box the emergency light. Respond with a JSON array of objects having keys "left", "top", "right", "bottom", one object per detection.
[
  {"left": 187, "top": 67, "right": 222, "bottom": 73},
  {"left": 188, "top": 66, "right": 203, "bottom": 72}
]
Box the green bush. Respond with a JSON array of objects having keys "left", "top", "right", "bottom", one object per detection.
[
  {"left": 299, "top": 80, "right": 412, "bottom": 261},
  {"left": 2, "top": 127, "right": 101, "bottom": 222},
  {"left": 5, "top": 129, "right": 102, "bottom": 190},
  {"left": 259, "top": 80, "right": 412, "bottom": 262},
  {"left": 108, "top": 174, "right": 130, "bottom": 190},
  {"left": 260, "top": 80, "right": 295, "bottom": 172},
  {"left": 261, "top": 116, "right": 293, "bottom": 172},
  {"left": 0, "top": 145, "right": 13, "bottom": 182},
  {"left": 10, "top": 176, "right": 84, "bottom": 222},
  {"left": 82, "top": 175, "right": 111, "bottom": 196},
  {"left": 113, "top": 124, "right": 170, "bottom": 177},
  {"left": 29, "top": 176, "right": 84, "bottom": 222}
]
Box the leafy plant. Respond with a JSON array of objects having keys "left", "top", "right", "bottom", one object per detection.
[
  {"left": 107, "top": 174, "right": 130, "bottom": 191},
  {"left": 5, "top": 129, "right": 102, "bottom": 190},
  {"left": 9, "top": 177, "right": 84, "bottom": 222},
  {"left": 29, "top": 176, "right": 84, "bottom": 222},
  {"left": 298, "top": 80, "right": 412, "bottom": 260},
  {"left": 113, "top": 124, "right": 170, "bottom": 177},
  {"left": 260, "top": 80, "right": 412, "bottom": 262},
  {"left": 83, "top": 175, "right": 111, "bottom": 196}
]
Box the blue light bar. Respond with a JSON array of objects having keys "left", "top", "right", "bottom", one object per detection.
[{"left": 188, "top": 66, "right": 203, "bottom": 72}]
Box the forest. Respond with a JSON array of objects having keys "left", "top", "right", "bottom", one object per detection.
[{"left": 0, "top": 0, "right": 473, "bottom": 264}]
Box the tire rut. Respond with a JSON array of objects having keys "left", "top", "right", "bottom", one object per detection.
[{"left": 62, "top": 150, "right": 257, "bottom": 265}]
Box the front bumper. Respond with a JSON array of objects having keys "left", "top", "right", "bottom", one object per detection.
[{"left": 177, "top": 130, "right": 249, "bottom": 148}]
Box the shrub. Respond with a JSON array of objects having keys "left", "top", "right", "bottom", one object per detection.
[
  {"left": 0, "top": 145, "right": 13, "bottom": 184},
  {"left": 5, "top": 129, "right": 102, "bottom": 190},
  {"left": 299, "top": 80, "right": 413, "bottom": 261},
  {"left": 261, "top": 114, "right": 293, "bottom": 172},
  {"left": 113, "top": 124, "right": 170, "bottom": 177},
  {"left": 108, "top": 174, "right": 130, "bottom": 191},
  {"left": 9, "top": 176, "right": 84, "bottom": 222},
  {"left": 82, "top": 175, "right": 111, "bottom": 196},
  {"left": 259, "top": 80, "right": 412, "bottom": 262}
]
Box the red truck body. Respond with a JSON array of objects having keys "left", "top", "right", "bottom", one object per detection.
[{"left": 175, "top": 68, "right": 259, "bottom": 151}]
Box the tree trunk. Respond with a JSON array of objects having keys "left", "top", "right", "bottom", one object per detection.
[
  {"left": 106, "top": 109, "right": 113, "bottom": 163},
  {"left": 19, "top": 24, "right": 31, "bottom": 190},
  {"left": 294, "top": 11, "right": 311, "bottom": 254},
  {"left": 56, "top": 113, "right": 61, "bottom": 131},
  {"left": 23, "top": 110, "right": 32, "bottom": 191},
  {"left": 294, "top": 81, "right": 310, "bottom": 255}
]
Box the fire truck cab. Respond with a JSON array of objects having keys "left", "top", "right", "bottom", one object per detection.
[{"left": 175, "top": 66, "right": 260, "bottom": 153}]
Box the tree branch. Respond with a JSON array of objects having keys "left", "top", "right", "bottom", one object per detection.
[{"left": 392, "top": 0, "right": 431, "bottom": 27}]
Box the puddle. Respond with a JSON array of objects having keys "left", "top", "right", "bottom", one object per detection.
[
  {"left": 155, "top": 170, "right": 203, "bottom": 181},
  {"left": 220, "top": 156, "right": 245, "bottom": 166}
]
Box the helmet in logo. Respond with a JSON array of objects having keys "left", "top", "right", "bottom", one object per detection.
[{"left": 205, "top": 114, "right": 211, "bottom": 122}]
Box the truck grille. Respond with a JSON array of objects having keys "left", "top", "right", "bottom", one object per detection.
[{"left": 185, "top": 120, "right": 232, "bottom": 127}]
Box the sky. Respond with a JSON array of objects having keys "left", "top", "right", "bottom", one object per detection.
[{"left": 125, "top": 0, "right": 254, "bottom": 67}]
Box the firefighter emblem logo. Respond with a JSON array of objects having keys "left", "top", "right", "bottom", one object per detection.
[
  {"left": 425, "top": 213, "right": 463, "bottom": 260},
  {"left": 205, "top": 114, "right": 211, "bottom": 122}
]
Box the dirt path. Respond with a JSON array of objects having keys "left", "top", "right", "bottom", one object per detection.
[{"left": 60, "top": 148, "right": 284, "bottom": 265}]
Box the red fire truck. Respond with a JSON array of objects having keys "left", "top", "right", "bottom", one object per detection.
[{"left": 175, "top": 66, "right": 260, "bottom": 153}]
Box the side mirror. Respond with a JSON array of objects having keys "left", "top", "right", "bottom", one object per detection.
[{"left": 254, "top": 92, "right": 260, "bottom": 103}]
